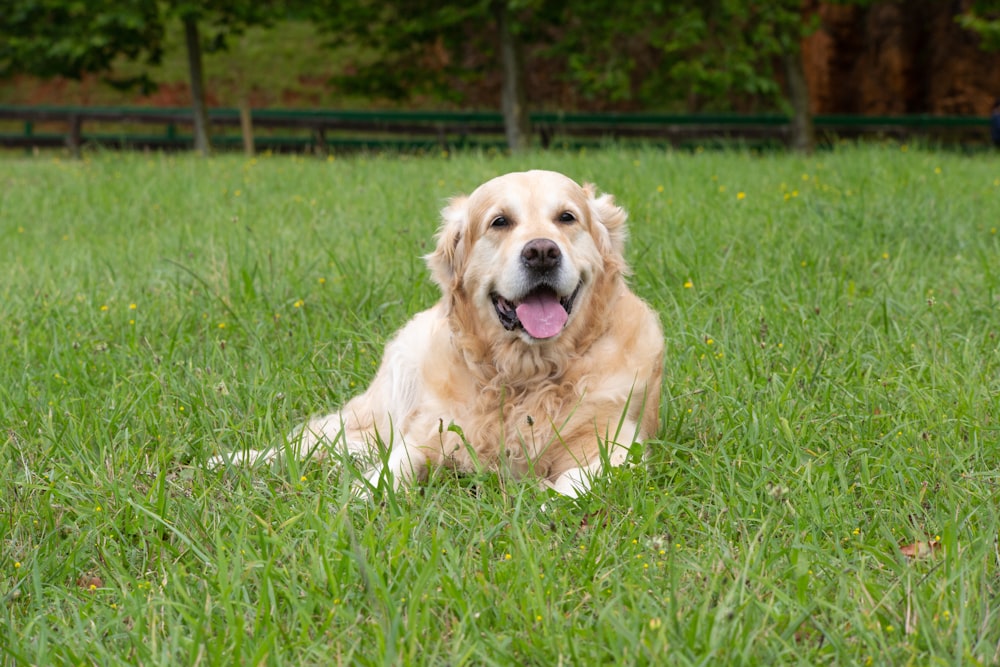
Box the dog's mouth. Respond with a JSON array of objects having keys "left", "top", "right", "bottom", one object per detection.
[{"left": 491, "top": 283, "right": 582, "bottom": 339}]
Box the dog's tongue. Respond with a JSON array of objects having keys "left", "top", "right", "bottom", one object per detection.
[{"left": 515, "top": 291, "right": 568, "bottom": 339}]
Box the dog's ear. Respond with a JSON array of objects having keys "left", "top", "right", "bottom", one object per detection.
[
  {"left": 425, "top": 195, "right": 469, "bottom": 290},
  {"left": 585, "top": 183, "right": 628, "bottom": 260}
]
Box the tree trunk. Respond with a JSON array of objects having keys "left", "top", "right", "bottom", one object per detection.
[
  {"left": 183, "top": 15, "right": 211, "bottom": 156},
  {"left": 494, "top": 1, "right": 530, "bottom": 153},
  {"left": 783, "top": 48, "right": 814, "bottom": 154}
]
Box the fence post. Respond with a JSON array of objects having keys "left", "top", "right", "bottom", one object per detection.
[
  {"left": 313, "top": 127, "right": 327, "bottom": 155},
  {"left": 239, "top": 97, "right": 255, "bottom": 156},
  {"left": 67, "top": 113, "right": 82, "bottom": 158}
]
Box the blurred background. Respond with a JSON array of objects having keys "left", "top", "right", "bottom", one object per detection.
[{"left": 3, "top": 0, "right": 1000, "bottom": 153}]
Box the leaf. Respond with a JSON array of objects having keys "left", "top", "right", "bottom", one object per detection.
[{"left": 900, "top": 540, "right": 940, "bottom": 559}]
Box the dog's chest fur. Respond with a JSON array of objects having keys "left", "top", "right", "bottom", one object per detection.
[{"left": 410, "top": 325, "right": 638, "bottom": 479}]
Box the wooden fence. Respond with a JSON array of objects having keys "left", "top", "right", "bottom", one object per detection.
[{"left": 0, "top": 105, "right": 992, "bottom": 153}]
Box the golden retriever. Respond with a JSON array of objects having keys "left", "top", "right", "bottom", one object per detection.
[{"left": 214, "top": 170, "right": 663, "bottom": 497}]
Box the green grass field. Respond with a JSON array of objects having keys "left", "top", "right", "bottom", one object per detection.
[{"left": 1, "top": 146, "right": 999, "bottom": 665}]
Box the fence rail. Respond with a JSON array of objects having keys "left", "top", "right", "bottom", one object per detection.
[{"left": 0, "top": 105, "right": 992, "bottom": 153}]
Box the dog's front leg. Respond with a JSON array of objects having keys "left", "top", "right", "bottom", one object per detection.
[{"left": 206, "top": 410, "right": 372, "bottom": 470}]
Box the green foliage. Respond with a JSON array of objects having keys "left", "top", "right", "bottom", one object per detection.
[
  {"left": 303, "top": 0, "right": 822, "bottom": 113},
  {"left": 0, "top": 0, "right": 294, "bottom": 92},
  {"left": 164, "top": 0, "right": 292, "bottom": 54},
  {"left": 557, "top": 0, "right": 816, "bottom": 112},
  {"left": 4, "top": 0, "right": 995, "bottom": 119},
  {"left": 959, "top": 0, "right": 1000, "bottom": 51},
  {"left": 111, "top": 20, "right": 347, "bottom": 108},
  {"left": 309, "top": 0, "right": 496, "bottom": 102},
  {"left": 1, "top": 147, "right": 999, "bottom": 664},
  {"left": 0, "top": 0, "right": 163, "bottom": 82}
]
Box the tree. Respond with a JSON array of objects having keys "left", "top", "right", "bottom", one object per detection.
[
  {"left": 1, "top": 0, "right": 287, "bottom": 156},
  {"left": 494, "top": 0, "right": 531, "bottom": 151},
  {"left": 959, "top": 0, "right": 1000, "bottom": 51},
  {"left": 180, "top": 10, "right": 211, "bottom": 155},
  {"left": 0, "top": 0, "right": 163, "bottom": 87},
  {"left": 165, "top": 1, "right": 289, "bottom": 156},
  {"left": 556, "top": 0, "right": 817, "bottom": 151},
  {"left": 312, "top": 0, "right": 541, "bottom": 152},
  {"left": 749, "top": 1, "right": 819, "bottom": 153}
]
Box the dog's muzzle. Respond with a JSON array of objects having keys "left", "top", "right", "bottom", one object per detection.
[{"left": 491, "top": 282, "right": 582, "bottom": 339}]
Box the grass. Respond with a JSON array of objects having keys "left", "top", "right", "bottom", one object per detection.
[{"left": 1, "top": 145, "right": 999, "bottom": 665}]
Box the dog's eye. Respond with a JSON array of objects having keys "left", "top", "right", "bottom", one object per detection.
[
  {"left": 558, "top": 211, "right": 576, "bottom": 224},
  {"left": 490, "top": 215, "right": 509, "bottom": 228}
]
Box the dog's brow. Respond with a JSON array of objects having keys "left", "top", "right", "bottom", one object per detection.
[
  {"left": 548, "top": 201, "right": 584, "bottom": 224},
  {"left": 489, "top": 197, "right": 526, "bottom": 222},
  {"left": 486, "top": 207, "right": 512, "bottom": 224}
]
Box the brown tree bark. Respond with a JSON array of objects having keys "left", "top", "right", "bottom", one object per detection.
[
  {"left": 494, "top": 1, "right": 531, "bottom": 152},
  {"left": 784, "top": 48, "right": 815, "bottom": 153},
  {"left": 183, "top": 15, "right": 211, "bottom": 156}
]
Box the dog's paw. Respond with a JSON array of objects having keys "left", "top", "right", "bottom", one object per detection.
[
  {"left": 543, "top": 469, "right": 593, "bottom": 498},
  {"left": 206, "top": 448, "right": 276, "bottom": 469},
  {"left": 345, "top": 465, "right": 387, "bottom": 500}
]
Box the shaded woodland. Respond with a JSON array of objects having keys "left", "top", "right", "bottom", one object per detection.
[{"left": 3, "top": 0, "right": 1000, "bottom": 152}]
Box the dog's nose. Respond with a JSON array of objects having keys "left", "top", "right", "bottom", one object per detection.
[{"left": 521, "top": 238, "right": 561, "bottom": 271}]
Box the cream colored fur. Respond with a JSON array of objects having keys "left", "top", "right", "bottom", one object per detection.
[{"left": 211, "top": 170, "right": 664, "bottom": 497}]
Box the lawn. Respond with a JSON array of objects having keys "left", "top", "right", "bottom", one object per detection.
[{"left": 1, "top": 145, "right": 999, "bottom": 665}]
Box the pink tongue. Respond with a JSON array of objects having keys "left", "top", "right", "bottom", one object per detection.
[{"left": 515, "top": 292, "right": 568, "bottom": 339}]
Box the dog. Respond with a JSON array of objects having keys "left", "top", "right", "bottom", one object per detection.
[{"left": 213, "top": 170, "right": 664, "bottom": 497}]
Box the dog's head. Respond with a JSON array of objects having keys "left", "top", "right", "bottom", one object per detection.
[{"left": 426, "top": 170, "right": 628, "bottom": 345}]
